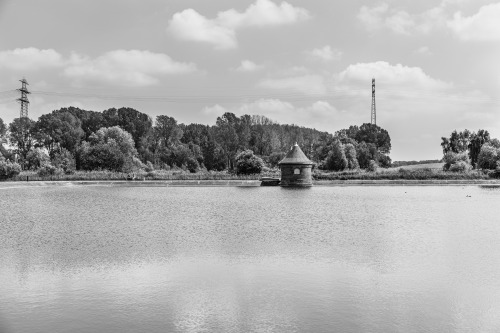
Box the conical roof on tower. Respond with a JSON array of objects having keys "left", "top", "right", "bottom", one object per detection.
[{"left": 278, "top": 143, "right": 313, "bottom": 165}]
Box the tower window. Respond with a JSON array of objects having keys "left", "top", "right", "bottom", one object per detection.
[{"left": 294, "top": 168, "right": 300, "bottom": 175}]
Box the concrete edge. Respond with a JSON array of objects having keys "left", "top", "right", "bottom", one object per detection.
[{"left": 1, "top": 179, "right": 500, "bottom": 188}]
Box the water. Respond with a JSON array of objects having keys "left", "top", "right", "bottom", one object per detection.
[{"left": 1, "top": 185, "right": 500, "bottom": 333}]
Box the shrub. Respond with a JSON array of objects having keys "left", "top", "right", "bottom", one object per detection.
[
  {"left": 0, "top": 158, "right": 22, "bottom": 179},
  {"left": 477, "top": 143, "right": 499, "bottom": 170},
  {"left": 236, "top": 150, "right": 264, "bottom": 175},
  {"left": 51, "top": 148, "right": 76, "bottom": 174},
  {"left": 25, "top": 148, "right": 50, "bottom": 170},
  {"left": 266, "top": 152, "right": 286, "bottom": 168},
  {"left": 144, "top": 161, "right": 154, "bottom": 172},
  {"left": 443, "top": 151, "right": 470, "bottom": 171},
  {"left": 325, "top": 141, "right": 348, "bottom": 171},
  {"left": 185, "top": 156, "right": 200, "bottom": 173},
  {"left": 37, "top": 163, "right": 63, "bottom": 177},
  {"left": 449, "top": 160, "right": 472, "bottom": 173},
  {"left": 367, "top": 159, "right": 378, "bottom": 172}
]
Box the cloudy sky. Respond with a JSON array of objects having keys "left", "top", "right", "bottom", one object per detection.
[{"left": 1, "top": 0, "right": 499, "bottom": 160}]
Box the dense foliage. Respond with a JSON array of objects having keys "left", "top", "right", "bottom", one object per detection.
[
  {"left": 0, "top": 108, "right": 393, "bottom": 179},
  {"left": 235, "top": 150, "right": 264, "bottom": 175}
]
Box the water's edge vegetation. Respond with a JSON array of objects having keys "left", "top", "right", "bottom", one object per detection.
[{"left": 4, "top": 167, "right": 498, "bottom": 183}]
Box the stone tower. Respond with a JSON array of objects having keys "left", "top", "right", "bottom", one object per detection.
[{"left": 278, "top": 143, "right": 313, "bottom": 187}]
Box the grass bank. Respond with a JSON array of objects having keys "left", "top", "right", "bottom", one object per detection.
[
  {"left": 10, "top": 169, "right": 281, "bottom": 182},
  {"left": 5, "top": 167, "right": 497, "bottom": 182},
  {"left": 313, "top": 168, "right": 492, "bottom": 181}
]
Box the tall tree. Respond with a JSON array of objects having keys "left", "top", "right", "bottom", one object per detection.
[
  {"left": 8, "top": 117, "right": 37, "bottom": 167},
  {"left": 468, "top": 129, "right": 490, "bottom": 168},
  {"left": 103, "top": 107, "right": 152, "bottom": 149},
  {"left": 215, "top": 112, "right": 240, "bottom": 169},
  {"left": 325, "top": 140, "right": 348, "bottom": 171},
  {"left": 354, "top": 123, "right": 391, "bottom": 154},
  {"left": 35, "top": 111, "right": 84, "bottom": 156}
]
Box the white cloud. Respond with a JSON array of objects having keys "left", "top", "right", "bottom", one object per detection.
[
  {"left": 415, "top": 46, "right": 432, "bottom": 55},
  {"left": 258, "top": 75, "right": 327, "bottom": 95},
  {"left": 358, "top": 1, "right": 500, "bottom": 39},
  {"left": 335, "top": 61, "right": 451, "bottom": 90},
  {"left": 0, "top": 48, "right": 63, "bottom": 71},
  {"left": 447, "top": 3, "right": 500, "bottom": 41},
  {"left": 357, "top": 2, "right": 447, "bottom": 35},
  {"left": 167, "top": 0, "right": 310, "bottom": 49},
  {"left": 307, "top": 46, "right": 342, "bottom": 62},
  {"left": 235, "top": 60, "right": 263, "bottom": 72},
  {"left": 217, "top": 0, "right": 310, "bottom": 28},
  {"left": 203, "top": 99, "right": 337, "bottom": 130},
  {"left": 64, "top": 50, "right": 196, "bottom": 87},
  {"left": 168, "top": 9, "right": 237, "bottom": 50}
]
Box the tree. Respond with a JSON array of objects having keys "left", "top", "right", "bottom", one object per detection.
[
  {"left": 35, "top": 111, "right": 84, "bottom": 156},
  {"left": 62, "top": 107, "right": 105, "bottom": 140},
  {"left": 235, "top": 150, "right": 264, "bottom": 175},
  {"left": 356, "top": 141, "right": 377, "bottom": 169},
  {"left": 441, "top": 129, "right": 471, "bottom": 154},
  {"left": 215, "top": 112, "right": 240, "bottom": 169},
  {"left": 51, "top": 148, "right": 76, "bottom": 174},
  {"left": 102, "top": 107, "right": 152, "bottom": 149},
  {"left": 201, "top": 139, "right": 226, "bottom": 171},
  {"left": 8, "top": 117, "right": 37, "bottom": 167},
  {"left": 325, "top": 140, "right": 348, "bottom": 171},
  {"left": 477, "top": 143, "right": 499, "bottom": 170},
  {"left": 0, "top": 117, "right": 6, "bottom": 144},
  {"left": 343, "top": 143, "right": 359, "bottom": 170},
  {"left": 354, "top": 123, "right": 391, "bottom": 154},
  {"left": 78, "top": 126, "right": 138, "bottom": 172},
  {"left": 468, "top": 130, "right": 490, "bottom": 168},
  {"left": 443, "top": 151, "right": 471, "bottom": 171},
  {"left": 25, "top": 148, "right": 50, "bottom": 170},
  {"left": 0, "top": 155, "right": 21, "bottom": 180},
  {"left": 78, "top": 141, "right": 127, "bottom": 172}
]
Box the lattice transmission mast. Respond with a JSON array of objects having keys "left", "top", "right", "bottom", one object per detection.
[
  {"left": 17, "top": 78, "right": 30, "bottom": 118},
  {"left": 371, "top": 78, "right": 376, "bottom": 125}
]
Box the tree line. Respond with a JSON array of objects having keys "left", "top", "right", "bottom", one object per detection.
[
  {"left": 441, "top": 129, "right": 500, "bottom": 172},
  {"left": 0, "top": 106, "right": 392, "bottom": 177}
]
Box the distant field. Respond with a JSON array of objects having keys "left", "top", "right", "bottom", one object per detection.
[{"left": 388, "top": 162, "right": 444, "bottom": 171}]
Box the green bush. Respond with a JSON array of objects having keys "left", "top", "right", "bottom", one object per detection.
[
  {"left": 0, "top": 158, "right": 22, "bottom": 180},
  {"left": 443, "top": 151, "right": 470, "bottom": 171},
  {"left": 235, "top": 150, "right": 264, "bottom": 175},
  {"left": 51, "top": 148, "right": 76, "bottom": 174},
  {"left": 25, "top": 148, "right": 50, "bottom": 170},
  {"left": 367, "top": 160, "right": 378, "bottom": 172},
  {"left": 37, "top": 164, "right": 63, "bottom": 177},
  {"left": 449, "top": 160, "right": 472, "bottom": 173},
  {"left": 477, "top": 143, "right": 499, "bottom": 170}
]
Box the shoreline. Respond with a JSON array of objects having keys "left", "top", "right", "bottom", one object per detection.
[{"left": 1, "top": 179, "right": 500, "bottom": 188}]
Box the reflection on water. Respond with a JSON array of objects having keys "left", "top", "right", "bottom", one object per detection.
[{"left": 1, "top": 185, "right": 500, "bottom": 332}]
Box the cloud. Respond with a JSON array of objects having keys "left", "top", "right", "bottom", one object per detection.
[
  {"left": 167, "top": 0, "right": 310, "bottom": 49},
  {"left": 258, "top": 75, "right": 327, "bottom": 95},
  {"left": 203, "top": 99, "right": 337, "bottom": 130},
  {"left": 415, "top": 46, "right": 432, "bottom": 55},
  {"left": 64, "top": 50, "right": 197, "bottom": 87},
  {"left": 0, "top": 48, "right": 63, "bottom": 71},
  {"left": 235, "top": 60, "right": 263, "bottom": 72},
  {"left": 306, "top": 46, "right": 342, "bottom": 62},
  {"left": 335, "top": 61, "right": 451, "bottom": 90},
  {"left": 357, "top": 1, "right": 500, "bottom": 40},
  {"left": 167, "top": 9, "right": 237, "bottom": 50},
  {"left": 447, "top": 3, "right": 500, "bottom": 41},
  {"left": 357, "top": 2, "right": 447, "bottom": 35}
]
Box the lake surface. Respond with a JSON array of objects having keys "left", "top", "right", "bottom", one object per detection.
[{"left": 1, "top": 185, "right": 500, "bottom": 333}]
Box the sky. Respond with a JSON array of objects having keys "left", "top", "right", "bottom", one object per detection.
[{"left": 0, "top": 0, "right": 499, "bottom": 161}]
